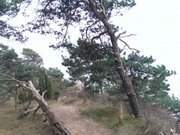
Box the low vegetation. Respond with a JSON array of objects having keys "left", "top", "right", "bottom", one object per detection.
[
  {"left": 0, "top": 104, "right": 51, "bottom": 135},
  {"left": 81, "top": 106, "right": 145, "bottom": 135},
  {"left": 81, "top": 106, "right": 122, "bottom": 128}
]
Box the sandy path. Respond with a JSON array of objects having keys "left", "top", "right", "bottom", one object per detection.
[{"left": 50, "top": 103, "right": 112, "bottom": 135}]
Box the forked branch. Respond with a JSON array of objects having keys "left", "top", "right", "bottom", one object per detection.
[
  {"left": 118, "top": 38, "right": 140, "bottom": 53},
  {"left": 91, "top": 31, "right": 107, "bottom": 43}
]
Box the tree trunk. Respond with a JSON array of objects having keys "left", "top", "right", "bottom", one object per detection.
[
  {"left": 20, "top": 81, "right": 71, "bottom": 135},
  {"left": 104, "top": 20, "right": 140, "bottom": 117},
  {"left": 87, "top": 0, "right": 140, "bottom": 117}
]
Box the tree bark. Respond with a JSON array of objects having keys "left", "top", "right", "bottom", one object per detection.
[
  {"left": 106, "top": 23, "right": 140, "bottom": 117},
  {"left": 19, "top": 81, "right": 71, "bottom": 135},
  {"left": 87, "top": 0, "right": 140, "bottom": 118}
]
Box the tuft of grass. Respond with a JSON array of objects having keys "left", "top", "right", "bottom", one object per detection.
[
  {"left": 81, "top": 106, "right": 122, "bottom": 129},
  {"left": 81, "top": 106, "right": 145, "bottom": 134},
  {"left": 0, "top": 104, "right": 51, "bottom": 135}
]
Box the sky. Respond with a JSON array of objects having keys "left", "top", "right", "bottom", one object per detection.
[{"left": 0, "top": 0, "right": 180, "bottom": 97}]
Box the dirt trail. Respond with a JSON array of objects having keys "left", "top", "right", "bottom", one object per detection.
[{"left": 50, "top": 102, "right": 112, "bottom": 135}]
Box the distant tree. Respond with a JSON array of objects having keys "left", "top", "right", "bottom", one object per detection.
[
  {"left": 0, "top": 44, "right": 18, "bottom": 74},
  {"left": 22, "top": 48, "right": 43, "bottom": 67},
  {"left": 38, "top": 69, "right": 52, "bottom": 99},
  {"left": 47, "top": 68, "right": 64, "bottom": 79},
  {"left": 15, "top": 48, "right": 43, "bottom": 83},
  {"left": 0, "top": 46, "right": 53, "bottom": 101},
  {"left": 47, "top": 67, "right": 68, "bottom": 99}
]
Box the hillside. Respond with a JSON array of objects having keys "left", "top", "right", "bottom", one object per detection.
[
  {"left": 0, "top": 90, "right": 178, "bottom": 135},
  {"left": 0, "top": 104, "right": 51, "bottom": 135}
]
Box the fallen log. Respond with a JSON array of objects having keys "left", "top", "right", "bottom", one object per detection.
[
  {"left": 21, "top": 81, "right": 71, "bottom": 135},
  {"left": 1, "top": 74, "right": 71, "bottom": 135}
]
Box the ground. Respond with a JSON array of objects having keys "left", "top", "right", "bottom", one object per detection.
[
  {"left": 51, "top": 102, "right": 112, "bottom": 135},
  {"left": 50, "top": 97, "right": 144, "bottom": 135},
  {"left": 0, "top": 104, "right": 51, "bottom": 135},
  {"left": 0, "top": 95, "right": 176, "bottom": 135}
]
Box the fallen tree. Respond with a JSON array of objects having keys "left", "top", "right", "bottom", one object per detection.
[{"left": 1, "top": 74, "right": 71, "bottom": 135}]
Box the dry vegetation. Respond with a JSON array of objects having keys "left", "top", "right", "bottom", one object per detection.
[
  {"left": 0, "top": 87, "right": 177, "bottom": 135},
  {"left": 0, "top": 104, "right": 51, "bottom": 135},
  {"left": 55, "top": 87, "right": 177, "bottom": 135},
  {"left": 81, "top": 106, "right": 145, "bottom": 135}
]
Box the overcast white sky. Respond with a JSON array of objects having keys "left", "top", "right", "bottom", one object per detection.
[{"left": 0, "top": 0, "right": 180, "bottom": 97}]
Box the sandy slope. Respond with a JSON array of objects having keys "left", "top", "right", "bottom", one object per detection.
[{"left": 51, "top": 103, "right": 112, "bottom": 135}]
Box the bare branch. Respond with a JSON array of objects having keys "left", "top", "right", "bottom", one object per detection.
[
  {"left": 99, "top": 0, "right": 106, "bottom": 16},
  {"left": 116, "top": 31, "right": 127, "bottom": 39},
  {"left": 61, "top": 24, "right": 69, "bottom": 44},
  {"left": 118, "top": 38, "right": 140, "bottom": 53},
  {"left": 91, "top": 31, "right": 107, "bottom": 43},
  {"left": 33, "top": 105, "right": 40, "bottom": 115},
  {"left": 120, "top": 34, "right": 136, "bottom": 38},
  {"left": 85, "top": 20, "right": 100, "bottom": 40}
]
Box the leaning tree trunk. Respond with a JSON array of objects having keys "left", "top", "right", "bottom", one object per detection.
[
  {"left": 87, "top": 0, "right": 140, "bottom": 118},
  {"left": 19, "top": 81, "right": 71, "bottom": 135},
  {"left": 104, "top": 20, "right": 140, "bottom": 117}
]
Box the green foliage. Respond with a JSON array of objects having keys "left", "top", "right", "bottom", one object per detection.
[
  {"left": 158, "top": 95, "right": 180, "bottom": 112},
  {"left": 0, "top": 45, "right": 18, "bottom": 100},
  {"left": 0, "top": 0, "right": 24, "bottom": 15},
  {"left": 62, "top": 40, "right": 178, "bottom": 111},
  {"left": 0, "top": 44, "right": 67, "bottom": 101},
  {"left": 38, "top": 69, "right": 52, "bottom": 99},
  {"left": 125, "top": 53, "right": 174, "bottom": 102},
  {"left": 81, "top": 106, "right": 143, "bottom": 132},
  {"left": 47, "top": 67, "right": 64, "bottom": 79},
  {"left": 22, "top": 48, "right": 43, "bottom": 67},
  {"left": 40, "top": 0, "right": 135, "bottom": 24},
  {"left": 62, "top": 39, "right": 120, "bottom": 94},
  {"left": 47, "top": 68, "right": 63, "bottom": 93},
  {"left": 0, "top": 44, "right": 18, "bottom": 74}
]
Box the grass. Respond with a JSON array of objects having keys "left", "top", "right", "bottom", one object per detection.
[
  {"left": 81, "top": 106, "right": 121, "bottom": 129},
  {"left": 81, "top": 106, "right": 145, "bottom": 135},
  {"left": 0, "top": 104, "right": 51, "bottom": 135}
]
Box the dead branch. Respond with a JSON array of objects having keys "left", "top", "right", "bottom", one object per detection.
[
  {"left": 118, "top": 38, "right": 140, "bottom": 53},
  {"left": 85, "top": 20, "right": 100, "bottom": 40},
  {"left": 0, "top": 73, "right": 71, "bottom": 135},
  {"left": 91, "top": 31, "right": 107, "bottom": 43},
  {"left": 33, "top": 105, "right": 40, "bottom": 115},
  {"left": 99, "top": 0, "right": 106, "bottom": 15},
  {"left": 120, "top": 34, "right": 136, "bottom": 38},
  {"left": 18, "top": 105, "right": 39, "bottom": 119},
  {"left": 116, "top": 31, "right": 127, "bottom": 39},
  {"left": 61, "top": 24, "right": 69, "bottom": 44},
  {"left": 26, "top": 81, "right": 71, "bottom": 135}
]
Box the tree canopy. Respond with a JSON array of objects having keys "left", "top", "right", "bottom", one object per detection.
[
  {"left": 62, "top": 39, "right": 176, "bottom": 109},
  {"left": 0, "top": 44, "right": 68, "bottom": 101}
]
